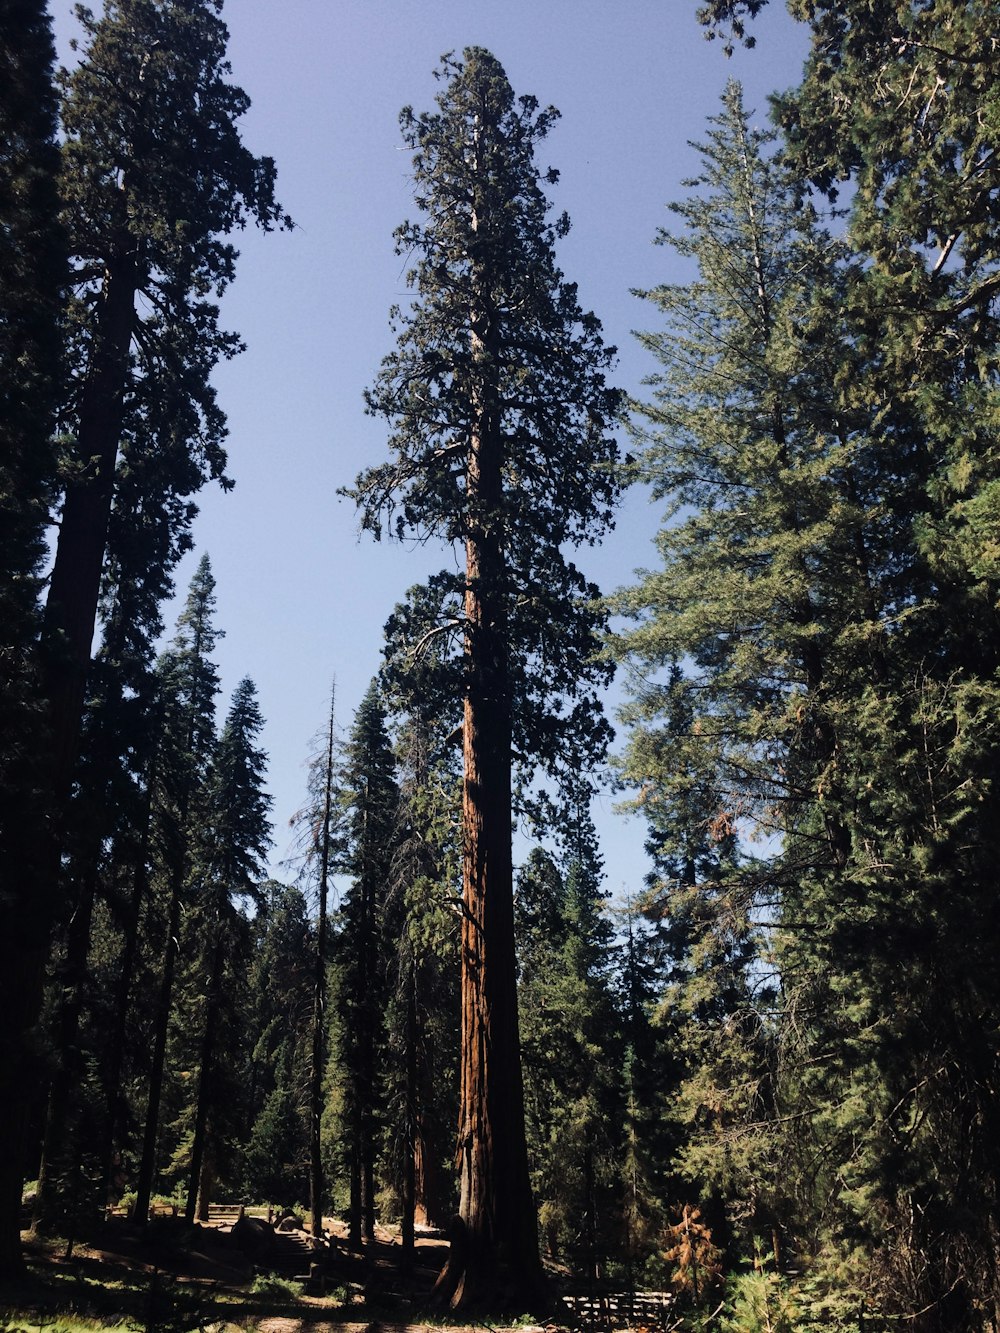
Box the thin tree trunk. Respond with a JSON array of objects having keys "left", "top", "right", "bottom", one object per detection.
[
  {"left": 0, "top": 937, "right": 50, "bottom": 1278},
  {"left": 100, "top": 825, "right": 151, "bottom": 1209},
  {"left": 309, "top": 699, "right": 334, "bottom": 1246},
  {"left": 185, "top": 919, "right": 225, "bottom": 1224},
  {"left": 195, "top": 1145, "right": 214, "bottom": 1223},
  {"left": 361, "top": 1088, "right": 376, "bottom": 1243},
  {"left": 32, "top": 867, "right": 98, "bottom": 1231},
  {"left": 401, "top": 953, "right": 417, "bottom": 1269},
  {"left": 132, "top": 872, "right": 181, "bottom": 1222},
  {"left": 348, "top": 1144, "right": 362, "bottom": 1249}
]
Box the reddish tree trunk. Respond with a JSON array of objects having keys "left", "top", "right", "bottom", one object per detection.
[{"left": 432, "top": 369, "right": 544, "bottom": 1310}]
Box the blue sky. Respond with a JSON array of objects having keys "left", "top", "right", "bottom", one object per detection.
[{"left": 50, "top": 0, "right": 808, "bottom": 897}]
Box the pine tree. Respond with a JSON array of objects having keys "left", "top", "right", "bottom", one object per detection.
[
  {"left": 242, "top": 880, "right": 313, "bottom": 1207},
  {"left": 347, "top": 49, "right": 622, "bottom": 1309},
  {"left": 611, "top": 78, "right": 880, "bottom": 1273},
  {"left": 184, "top": 676, "right": 271, "bottom": 1221},
  {"left": 334, "top": 682, "right": 399, "bottom": 1246},
  {"left": 516, "top": 801, "right": 621, "bottom": 1283},
  {"left": 618, "top": 71, "right": 1000, "bottom": 1322},
  {"left": 0, "top": 0, "right": 62, "bottom": 766},
  {"left": 31, "top": 516, "right": 179, "bottom": 1232},
  {"left": 0, "top": 0, "right": 66, "bottom": 1277},
  {"left": 614, "top": 897, "right": 676, "bottom": 1285},
  {"left": 133, "top": 554, "right": 222, "bottom": 1221},
  {"left": 382, "top": 710, "right": 461, "bottom": 1262},
  {"left": 289, "top": 685, "right": 344, "bottom": 1243},
  {"left": 690, "top": 6, "right": 1000, "bottom": 1314}
]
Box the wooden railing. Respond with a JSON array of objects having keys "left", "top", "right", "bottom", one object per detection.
[{"left": 561, "top": 1290, "right": 676, "bottom": 1329}]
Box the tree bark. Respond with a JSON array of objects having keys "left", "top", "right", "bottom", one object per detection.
[
  {"left": 32, "top": 867, "right": 98, "bottom": 1232},
  {"left": 0, "top": 936, "right": 50, "bottom": 1279},
  {"left": 309, "top": 705, "right": 334, "bottom": 1246},
  {"left": 42, "top": 254, "right": 135, "bottom": 803},
  {"left": 132, "top": 872, "right": 181, "bottom": 1222},
  {"left": 100, "top": 822, "right": 151, "bottom": 1209},
  {"left": 185, "top": 919, "right": 225, "bottom": 1224},
  {"left": 401, "top": 952, "right": 417, "bottom": 1267},
  {"left": 432, "top": 303, "right": 544, "bottom": 1307},
  {"left": 0, "top": 256, "right": 137, "bottom": 1279}
]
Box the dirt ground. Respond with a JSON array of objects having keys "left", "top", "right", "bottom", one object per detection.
[{"left": 6, "top": 1218, "right": 559, "bottom": 1333}]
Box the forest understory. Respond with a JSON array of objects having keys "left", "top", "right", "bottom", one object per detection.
[{"left": 5, "top": 1, "right": 1000, "bottom": 1331}]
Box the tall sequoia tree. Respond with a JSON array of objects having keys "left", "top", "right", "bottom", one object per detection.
[
  {"left": 0, "top": 0, "right": 287, "bottom": 1274},
  {"left": 45, "top": 0, "right": 288, "bottom": 806},
  {"left": 0, "top": 0, "right": 65, "bottom": 1279},
  {"left": 348, "top": 48, "right": 622, "bottom": 1310}
]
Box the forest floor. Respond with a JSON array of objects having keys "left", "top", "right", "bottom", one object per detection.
[{"left": 2, "top": 1216, "right": 565, "bottom": 1333}]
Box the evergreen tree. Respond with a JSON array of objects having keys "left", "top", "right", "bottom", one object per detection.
[
  {"left": 690, "top": 7, "right": 1000, "bottom": 1317},
  {"left": 334, "top": 682, "right": 399, "bottom": 1245},
  {"left": 516, "top": 802, "right": 621, "bottom": 1283},
  {"left": 0, "top": 0, "right": 66, "bottom": 1277},
  {"left": 288, "top": 685, "right": 344, "bottom": 1242},
  {"left": 611, "top": 77, "right": 878, "bottom": 1277},
  {"left": 31, "top": 527, "right": 176, "bottom": 1232},
  {"left": 42, "top": 0, "right": 288, "bottom": 821},
  {"left": 618, "top": 70, "right": 1000, "bottom": 1323},
  {"left": 242, "top": 881, "right": 313, "bottom": 1207},
  {"left": 133, "top": 553, "right": 222, "bottom": 1221},
  {"left": 0, "top": 0, "right": 63, "bottom": 836},
  {"left": 183, "top": 676, "right": 271, "bottom": 1221},
  {"left": 613, "top": 896, "right": 676, "bottom": 1285},
  {"left": 347, "top": 48, "right": 622, "bottom": 1309},
  {"left": 382, "top": 710, "right": 461, "bottom": 1261}
]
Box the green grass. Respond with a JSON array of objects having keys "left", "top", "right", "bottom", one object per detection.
[{"left": 1, "top": 1319, "right": 139, "bottom": 1333}]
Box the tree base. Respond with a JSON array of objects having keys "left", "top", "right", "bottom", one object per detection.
[{"left": 430, "top": 1215, "right": 551, "bottom": 1317}]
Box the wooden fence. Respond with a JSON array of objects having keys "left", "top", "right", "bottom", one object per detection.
[{"left": 560, "top": 1290, "right": 676, "bottom": 1329}]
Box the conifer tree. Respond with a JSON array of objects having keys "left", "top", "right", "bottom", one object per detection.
[
  {"left": 184, "top": 676, "right": 271, "bottom": 1221},
  {"left": 619, "top": 72, "right": 1000, "bottom": 1320},
  {"left": 0, "top": 0, "right": 62, "bottom": 835},
  {"left": 516, "top": 801, "right": 620, "bottom": 1281},
  {"left": 43, "top": 0, "right": 288, "bottom": 815},
  {"left": 612, "top": 77, "right": 881, "bottom": 1271},
  {"left": 0, "top": 0, "right": 65, "bottom": 1276},
  {"left": 348, "top": 49, "right": 622, "bottom": 1308},
  {"left": 289, "top": 685, "right": 344, "bottom": 1243},
  {"left": 335, "top": 682, "right": 399, "bottom": 1246},
  {"left": 382, "top": 711, "right": 461, "bottom": 1260},
  {"left": 31, "top": 523, "right": 180, "bottom": 1232},
  {"left": 3, "top": 0, "right": 287, "bottom": 1268},
  {"left": 688, "top": 8, "right": 1000, "bottom": 1314},
  {"left": 133, "top": 554, "right": 222, "bottom": 1221},
  {"left": 242, "top": 881, "right": 313, "bottom": 1206}
]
